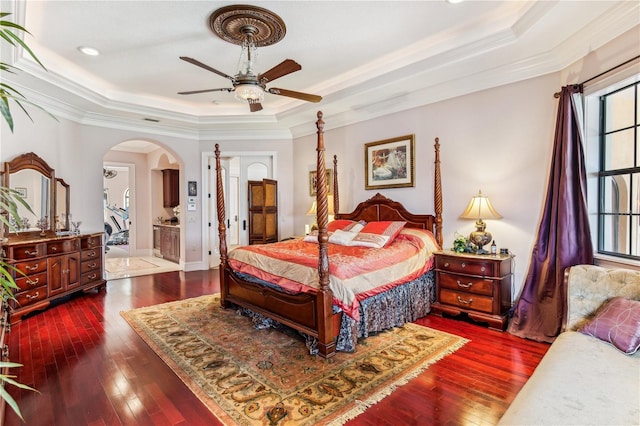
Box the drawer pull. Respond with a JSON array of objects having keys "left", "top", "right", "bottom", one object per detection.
[
  {"left": 25, "top": 264, "right": 39, "bottom": 271},
  {"left": 25, "top": 292, "right": 40, "bottom": 300},
  {"left": 444, "top": 262, "right": 449, "bottom": 268},
  {"left": 461, "top": 262, "right": 466, "bottom": 268},
  {"left": 25, "top": 249, "right": 38, "bottom": 256},
  {"left": 88, "top": 251, "right": 96, "bottom": 257},
  {"left": 89, "top": 262, "right": 97, "bottom": 268},
  {"left": 88, "top": 274, "right": 97, "bottom": 280},
  {"left": 2, "top": 344, "right": 8, "bottom": 359},
  {"left": 457, "top": 296, "right": 473, "bottom": 305},
  {"left": 481, "top": 266, "right": 486, "bottom": 272},
  {"left": 456, "top": 280, "right": 473, "bottom": 288},
  {"left": 26, "top": 278, "right": 39, "bottom": 286},
  {"left": 50, "top": 246, "right": 58, "bottom": 252}
]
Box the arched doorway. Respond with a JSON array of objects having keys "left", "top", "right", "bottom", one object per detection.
[{"left": 103, "top": 140, "right": 182, "bottom": 279}]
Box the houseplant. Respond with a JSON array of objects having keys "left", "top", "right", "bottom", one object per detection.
[{"left": 1, "top": 11, "right": 47, "bottom": 420}]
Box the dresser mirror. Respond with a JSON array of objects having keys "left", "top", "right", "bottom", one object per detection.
[
  {"left": 56, "top": 178, "right": 70, "bottom": 231},
  {"left": 2, "top": 152, "right": 70, "bottom": 234}
]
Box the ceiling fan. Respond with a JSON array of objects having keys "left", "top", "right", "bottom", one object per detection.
[{"left": 178, "top": 5, "right": 322, "bottom": 112}]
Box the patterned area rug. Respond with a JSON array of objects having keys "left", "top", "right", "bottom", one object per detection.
[{"left": 121, "top": 294, "right": 468, "bottom": 425}]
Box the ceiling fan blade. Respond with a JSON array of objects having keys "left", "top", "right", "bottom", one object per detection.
[
  {"left": 249, "top": 103, "right": 263, "bottom": 112},
  {"left": 258, "top": 59, "right": 301, "bottom": 83},
  {"left": 178, "top": 88, "right": 233, "bottom": 95},
  {"left": 268, "top": 88, "right": 322, "bottom": 103},
  {"left": 179, "top": 56, "right": 235, "bottom": 81}
]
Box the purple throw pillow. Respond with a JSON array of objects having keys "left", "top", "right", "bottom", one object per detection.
[{"left": 580, "top": 297, "right": 640, "bottom": 355}]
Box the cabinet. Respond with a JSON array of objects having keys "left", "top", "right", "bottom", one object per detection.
[
  {"left": 432, "top": 251, "right": 513, "bottom": 330},
  {"left": 4, "top": 233, "right": 106, "bottom": 324},
  {"left": 162, "top": 169, "right": 179, "bottom": 208},
  {"left": 159, "top": 225, "right": 180, "bottom": 263}
]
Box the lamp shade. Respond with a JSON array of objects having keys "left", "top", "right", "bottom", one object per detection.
[
  {"left": 459, "top": 190, "right": 502, "bottom": 221},
  {"left": 306, "top": 199, "right": 334, "bottom": 216}
]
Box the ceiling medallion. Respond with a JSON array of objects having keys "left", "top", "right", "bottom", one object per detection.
[{"left": 209, "top": 5, "right": 286, "bottom": 47}]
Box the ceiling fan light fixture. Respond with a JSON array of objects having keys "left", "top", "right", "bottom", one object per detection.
[{"left": 234, "top": 83, "right": 264, "bottom": 104}]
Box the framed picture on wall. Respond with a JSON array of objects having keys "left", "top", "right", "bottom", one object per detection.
[
  {"left": 364, "top": 134, "right": 415, "bottom": 190},
  {"left": 188, "top": 181, "right": 197, "bottom": 196},
  {"left": 309, "top": 169, "right": 334, "bottom": 196},
  {"left": 15, "top": 187, "right": 27, "bottom": 198}
]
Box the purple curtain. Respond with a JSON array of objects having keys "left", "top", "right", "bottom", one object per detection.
[{"left": 508, "top": 84, "right": 594, "bottom": 343}]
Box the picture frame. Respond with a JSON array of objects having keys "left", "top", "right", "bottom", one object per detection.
[
  {"left": 15, "top": 187, "right": 27, "bottom": 198},
  {"left": 188, "top": 181, "right": 197, "bottom": 197},
  {"left": 364, "top": 134, "right": 415, "bottom": 190},
  {"left": 309, "top": 169, "right": 334, "bottom": 197}
]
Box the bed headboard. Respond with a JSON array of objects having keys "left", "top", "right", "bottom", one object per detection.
[
  {"left": 564, "top": 264, "right": 640, "bottom": 331},
  {"left": 336, "top": 192, "right": 437, "bottom": 233}
]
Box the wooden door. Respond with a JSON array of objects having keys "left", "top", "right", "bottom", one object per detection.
[{"left": 248, "top": 179, "right": 278, "bottom": 245}]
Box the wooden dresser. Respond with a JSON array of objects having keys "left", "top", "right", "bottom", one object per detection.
[
  {"left": 3, "top": 232, "right": 106, "bottom": 324},
  {"left": 432, "top": 250, "right": 513, "bottom": 330}
]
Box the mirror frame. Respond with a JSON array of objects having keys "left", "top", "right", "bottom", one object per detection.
[
  {"left": 55, "top": 177, "right": 70, "bottom": 231},
  {"left": 3, "top": 152, "right": 57, "bottom": 234}
]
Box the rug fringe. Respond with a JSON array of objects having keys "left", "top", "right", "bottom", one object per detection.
[{"left": 325, "top": 338, "right": 469, "bottom": 426}]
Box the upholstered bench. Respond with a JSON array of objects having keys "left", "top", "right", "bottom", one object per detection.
[{"left": 498, "top": 264, "right": 640, "bottom": 425}]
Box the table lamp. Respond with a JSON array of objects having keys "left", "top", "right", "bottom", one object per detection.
[
  {"left": 459, "top": 190, "right": 502, "bottom": 254},
  {"left": 306, "top": 198, "right": 334, "bottom": 232}
]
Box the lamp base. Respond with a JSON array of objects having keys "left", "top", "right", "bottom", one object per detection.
[{"left": 469, "top": 226, "right": 492, "bottom": 255}]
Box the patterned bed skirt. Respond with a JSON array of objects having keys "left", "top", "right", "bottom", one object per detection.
[{"left": 235, "top": 270, "right": 436, "bottom": 354}]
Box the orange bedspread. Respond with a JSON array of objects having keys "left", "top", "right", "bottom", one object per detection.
[{"left": 228, "top": 228, "right": 439, "bottom": 320}]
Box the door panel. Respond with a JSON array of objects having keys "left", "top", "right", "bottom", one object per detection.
[{"left": 248, "top": 179, "right": 278, "bottom": 245}]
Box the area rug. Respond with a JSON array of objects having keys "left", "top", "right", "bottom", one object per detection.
[{"left": 121, "top": 294, "right": 468, "bottom": 425}]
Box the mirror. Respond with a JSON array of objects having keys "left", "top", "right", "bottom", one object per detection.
[
  {"left": 56, "top": 178, "right": 70, "bottom": 231},
  {"left": 2, "top": 152, "right": 61, "bottom": 234}
]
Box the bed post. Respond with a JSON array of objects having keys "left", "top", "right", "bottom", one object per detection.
[
  {"left": 315, "top": 111, "right": 336, "bottom": 358},
  {"left": 333, "top": 155, "right": 339, "bottom": 216},
  {"left": 214, "top": 144, "right": 230, "bottom": 308},
  {"left": 434, "top": 137, "right": 443, "bottom": 248}
]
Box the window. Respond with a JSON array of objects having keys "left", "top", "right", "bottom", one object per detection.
[{"left": 596, "top": 81, "right": 639, "bottom": 259}]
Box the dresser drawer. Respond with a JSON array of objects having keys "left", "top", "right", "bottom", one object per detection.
[
  {"left": 14, "top": 271, "right": 48, "bottom": 292},
  {"left": 81, "top": 235, "right": 103, "bottom": 250},
  {"left": 438, "top": 272, "right": 494, "bottom": 296},
  {"left": 47, "top": 239, "right": 78, "bottom": 255},
  {"left": 440, "top": 289, "right": 494, "bottom": 314},
  {"left": 14, "top": 286, "right": 47, "bottom": 307},
  {"left": 81, "top": 248, "right": 101, "bottom": 261},
  {"left": 81, "top": 258, "right": 102, "bottom": 274},
  {"left": 7, "top": 243, "right": 46, "bottom": 261},
  {"left": 80, "top": 270, "right": 102, "bottom": 285},
  {"left": 13, "top": 259, "right": 47, "bottom": 276},
  {"left": 436, "top": 256, "right": 491, "bottom": 276}
]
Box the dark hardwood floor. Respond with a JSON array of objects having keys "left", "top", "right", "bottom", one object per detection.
[{"left": 4, "top": 270, "right": 548, "bottom": 425}]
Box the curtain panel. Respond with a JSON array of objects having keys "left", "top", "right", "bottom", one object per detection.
[{"left": 508, "top": 84, "right": 594, "bottom": 343}]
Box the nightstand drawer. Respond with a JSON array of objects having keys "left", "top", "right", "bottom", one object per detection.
[
  {"left": 440, "top": 289, "right": 494, "bottom": 314},
  {"left": 439, "top": 273, "right": 493, "bottom": 296},
  {"left": 436, "top": 257, "right": 491, "bottom": 276}
]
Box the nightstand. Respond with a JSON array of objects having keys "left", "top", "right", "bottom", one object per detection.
[{"left": 432, "top": 250, "right": 513, "bottom": 330}]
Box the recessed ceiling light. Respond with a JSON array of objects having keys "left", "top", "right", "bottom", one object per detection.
[
  {"left": 78, "top": 46, "right": 100, "bottom": 56},
  {"left": 446, "top": 0, "right": 464, "bottom": 3}
]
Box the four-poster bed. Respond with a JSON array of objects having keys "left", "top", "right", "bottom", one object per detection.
[{"left": 214, "top": 111, "right": 443, "bottom": 358}]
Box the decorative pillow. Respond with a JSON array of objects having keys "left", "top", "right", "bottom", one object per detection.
[
  {"left": 579, "top": 297, "right": 640, "bottom": 355},
  {"left": 353, "top": 220, "right": 407, "bottom": 248},
  {"left": 327, "top": 220, "right": 361, "bottom": 232},
  {"left": 351, "top": 221, "right": 407, "bottom": 248}
]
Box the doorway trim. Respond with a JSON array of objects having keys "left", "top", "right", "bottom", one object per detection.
[{"left": 201, "top": 150, "right": 278, "bottom": 268}]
